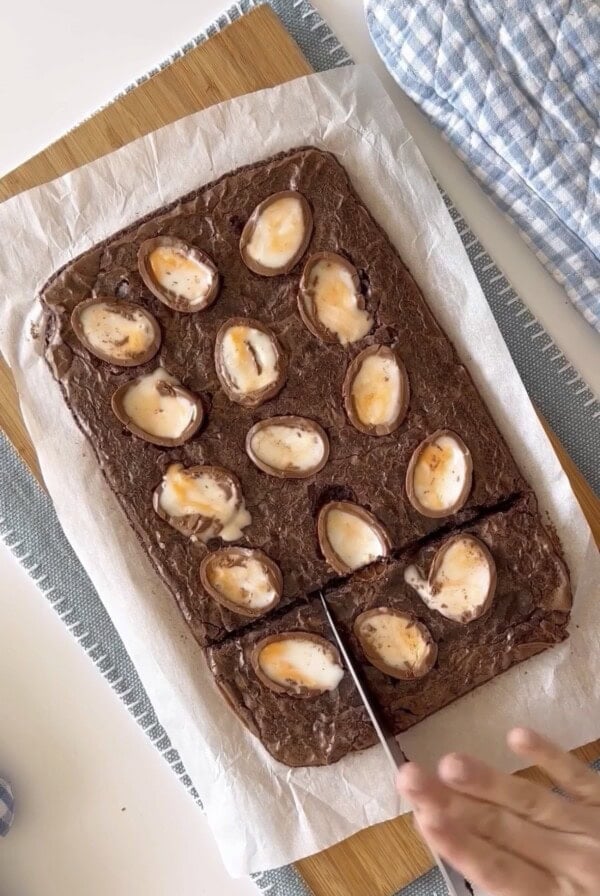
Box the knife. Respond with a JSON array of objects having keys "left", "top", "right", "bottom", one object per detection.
[{"left": 319, "top": 593, "right": 472, "bottom": 896}]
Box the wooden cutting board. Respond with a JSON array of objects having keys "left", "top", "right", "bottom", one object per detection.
[{"left": 1, "top": 6, "right": 598, "bottom": 895}]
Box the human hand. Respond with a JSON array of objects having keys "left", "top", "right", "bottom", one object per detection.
[{"left": 397, "top": 728, "right": 600, "bottom": 895}]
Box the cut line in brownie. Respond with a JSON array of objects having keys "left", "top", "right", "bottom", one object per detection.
[
  {"left": 206, "top": 497, "right": 571, "bottom": 767},
  {"left": 42, "top": 147, "right": 528, "bottom": 646}
]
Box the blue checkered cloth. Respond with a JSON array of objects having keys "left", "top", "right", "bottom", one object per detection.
[
  {"left": 0, "top": 776, "right": 14, "bottom": 836},
  {"left": 366, "top": 0, "right": 600, "bottom": 333}
]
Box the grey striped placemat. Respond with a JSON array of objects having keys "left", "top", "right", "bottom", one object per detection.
[{"left": 1, "top": 3, "right": 598, "bottom": 896}]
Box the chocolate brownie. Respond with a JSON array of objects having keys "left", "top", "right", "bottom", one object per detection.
[
  {"left": 327, "top": 495, "right": 571, "bottom": 735},
  {"left": 206, "top": 599, "right": 378, "bottom": 767},
  {"left": 206, "top": 498, "right": 571, "bottom": 767},
  {"left": 41, "top": 147, "right": 528, "bottom": 647}
]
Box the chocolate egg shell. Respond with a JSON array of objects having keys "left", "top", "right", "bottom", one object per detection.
[
  {"left": 405, "top": 429, "right": 473, "bottom": 519},
  {"left": 214, "top": 317, "right": 287, "bottom": 408},
  {"left": 153, "top": 463, "right": 250, "bottom": 541},
  {"left": 111, "top": 368, "right": 203, "bottom": 447},
  {"left": 138, "top": 236, "right": 220, "bottom": 312},
  {"left": 298, "top": 252, "right": 373, "bottom": 345},
  {"left": 200, "top": 547, "right": 282, "bottom": 618},
  {"left": 71, "top": 298, "right": 161, "bottom": 367},
  {"left": 354, "top": 608, "right": 437, "bottom": 680},
  {"left": 428, "top": 534, "right": 497, "bottom": 623},
  {"left": 251, "top": 631, "right": 344, "bottom": 698},
  {"left": 317, "top": 500, "right": 391, "bottom": 575},
  {"left": 245, "top": 415, "right": 330, "bottom": 479},
  {"left": 239, "top": 191, "right": 313, "bottom": 277},
  {"left": 343, "top": 344, "right": 410, "bottom": 436}
]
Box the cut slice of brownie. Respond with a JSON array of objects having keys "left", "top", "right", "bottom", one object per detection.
[
  {"left": 206, "top": 598, "right": 378, "bottom": 767},
  {"left": 326, "top": 496, "right": 571, "bottom": 737}
]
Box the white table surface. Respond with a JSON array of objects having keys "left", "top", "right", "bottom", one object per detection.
[
  {"left": 0, "top": 540, "right": 258, "bottom": 895},
  {"left": 0, "top": 1, "right": 597, "bottom": 893}
]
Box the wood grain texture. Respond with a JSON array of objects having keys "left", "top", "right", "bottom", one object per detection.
[
  {"left": 0, "top": 6, "right": 311, "bottom": 201},
  {"left": 0, "top": 7, "right": 598, "bottom": 894},
  {"left": 0, "top": 360, "right": 43, "bottom": 483}
]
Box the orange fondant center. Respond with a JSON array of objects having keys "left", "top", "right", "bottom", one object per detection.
[{"left": 260, "top": 642, "right": 317, "bottom": 687}]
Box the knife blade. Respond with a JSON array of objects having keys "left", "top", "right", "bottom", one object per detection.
[{"left": 319, "top": 593, "right": 473, "bottom": 896}]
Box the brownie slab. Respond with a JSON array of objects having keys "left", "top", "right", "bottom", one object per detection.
[
  {"left": 42, "top": 147, "right": 527, "bottom": 646},
  {"left": 207, "top": 498, "right": 571, "bottom": 766}
]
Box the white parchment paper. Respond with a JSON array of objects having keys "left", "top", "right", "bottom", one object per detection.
[{"left": 0, "top": 66, "right": 598, "bottom": 877}]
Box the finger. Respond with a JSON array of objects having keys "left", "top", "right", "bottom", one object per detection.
[
  {"left": 425, "top": 781, "right": 584, "bottom": 876},
  {"left": 397, "top": 762, "right": 453, "bottom": 812},
  {"left": 402, "top": 762, "right": 584, "bottom": 882},
  {"left": 437, "top": 752, "right": 582, "bottom": 832},
  {"left": 509, "top": 728, "right": 600, "bottom": 805},
  {"left": 417, "top": 808, "right": 558, "bottom": 896}
]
